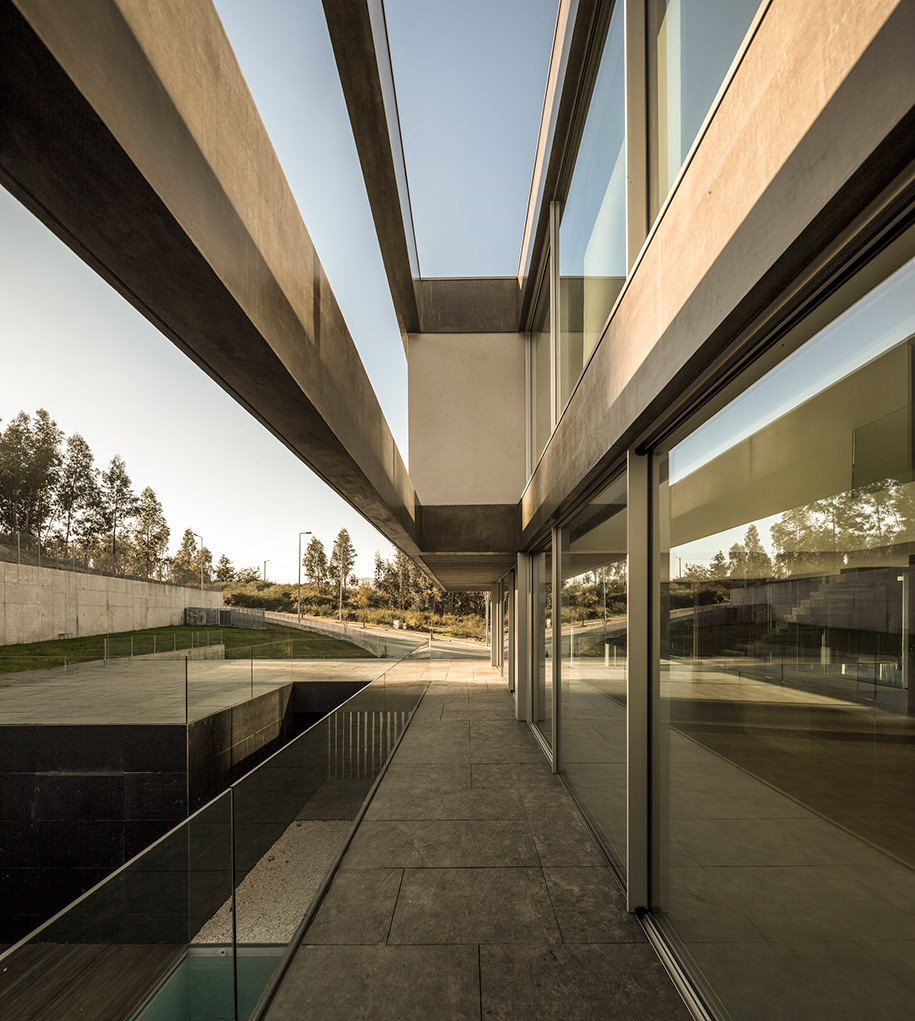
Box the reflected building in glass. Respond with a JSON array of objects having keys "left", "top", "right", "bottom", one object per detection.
[{"left": 4, "top": 0, "right": 914, "bottom": 1018}]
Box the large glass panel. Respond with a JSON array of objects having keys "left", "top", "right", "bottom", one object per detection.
[
  {"left": 654, "top": 232, "right": 915, "bottom": 1018},
  {"left": 559, "top": 475, "right": 628, "bottom": 872},
  {"left": 0, "top": 793, "right": 234, "bottom": 1021},
  {"left": 648, "top": 0, "right": 761, "bottom": 219},
  {"left": 559, "top": 0, "right": 626, "bottom": 408},
  {"left": 531, "top": 270, "right": 552, "bottom": 466},
  {"left": 532, "top": 548, "right": 554, "bottom": 749}
]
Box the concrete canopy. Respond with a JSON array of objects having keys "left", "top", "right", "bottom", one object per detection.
[{"left": 1, "top": 0, "right": 518, "bottom": 591}]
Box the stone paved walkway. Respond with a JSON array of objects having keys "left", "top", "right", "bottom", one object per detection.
[{"left": 265, "top": 658, "right": 689, "bottom": 1020}]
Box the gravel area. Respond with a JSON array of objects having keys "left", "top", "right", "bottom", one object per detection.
[{"left": 193, "top": 819, "right": 352, "bottom": 945}]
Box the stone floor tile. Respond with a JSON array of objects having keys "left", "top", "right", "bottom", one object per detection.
[
  {"left": 470, "top": 721, "right": 545, "bottom": 763},
  {"left": 342, "top": 819, "right": 539, "bottom": 868},
  {"left": 520, "top": 789, "right": 607, "bottom": 866},
  {"left": 364, "top": 782, "right": 525, "bottom": 821},
  {"left": 303, "top": 868, "right": 402, "bottom": 944},
  {"left": 543, "top": 867, "right": 644, "bottom": 943},
  {"left": 383, "top": 761, "right": 472, "bottom": 788},
  {"left": 479, "top": 943, "right": 690, "bottom": 1020},
  {"left": 471, "top": 761, "right": 558, "bottom": 789},
  {"left": 265, "top": 944, "right": 480, "bottom": 1020},
  {"left": 389, "top": 867, "right": 560, "bottom": 944}
]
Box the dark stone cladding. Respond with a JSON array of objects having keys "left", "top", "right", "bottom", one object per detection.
[{"left": 0, "top": 679, "right": 351, "bottom": 944}]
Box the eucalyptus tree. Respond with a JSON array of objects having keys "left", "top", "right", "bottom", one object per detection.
[
  {"left": 132, "top": 486, "right": 170, "bottom": 578},
  {"left": 0, "top": 409, "right": 62, "bottom": 540},
  {"left": 303, "top": 535, "right": 328, "bottom": 590},
  {"left": 55, "top": 433, "right": 98, "bottom": 555},
  {"left": 98, "top": 455, "right": 138, "bottom": 572},
  {"left": 329, "top": 528, "right": 356, "bottom": 619}
]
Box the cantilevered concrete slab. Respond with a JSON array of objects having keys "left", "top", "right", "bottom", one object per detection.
[
  {"left": 2, "top": 0, "right": 421, "bottom": 567},
  {"left": 2, "top": 0, "right": 522, "bottom": 592}
]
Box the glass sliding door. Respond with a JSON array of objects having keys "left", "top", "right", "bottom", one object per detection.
[
  {"left": 653, "top": 229, "right": 915, "bottom": 1019},
  {"left": 559, "top": 474, "right": 628, "bottom": 873}
]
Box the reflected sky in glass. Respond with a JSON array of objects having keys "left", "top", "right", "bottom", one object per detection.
[{"left": 670, "top": 256, "right": 915, "bottom": 484}]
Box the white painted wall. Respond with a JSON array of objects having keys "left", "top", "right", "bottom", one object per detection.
[{"left": 0, "top": 563, "right": 222, "bottom": 645}]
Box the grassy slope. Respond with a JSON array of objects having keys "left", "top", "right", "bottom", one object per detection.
[{"left": 0, "top": 622, "right": 373, "bottom": 674}]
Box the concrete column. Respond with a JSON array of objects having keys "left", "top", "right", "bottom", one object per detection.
[{"left": 514, "top": 553, "right": 533, "bottom": 722}]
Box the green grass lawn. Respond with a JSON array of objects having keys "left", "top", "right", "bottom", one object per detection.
[{"left": 0, "top": 622, "right": 374, "bottom": 674}]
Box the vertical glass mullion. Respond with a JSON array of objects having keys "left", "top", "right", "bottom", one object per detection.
[{"left": 626, "top": 449, "right": 651, "bottom": 910}]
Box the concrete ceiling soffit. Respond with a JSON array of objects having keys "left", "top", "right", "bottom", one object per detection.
[
  {"left": 322, "top": 0, "right": 420, "bottom": 346},
  {"left": 419, "top": 505, "right": 521, "bottom": 554},
  {"left": 414, "top": 278, "right": 523, "bottom": 334},
  {"left": 418, "top": 553, "right": 517, "bottom": 590},
  {"left": 517, "top": 0, "right": 602, "bottom": 326},
  {"left": 2, "top": 0, "right": 422, "bottom": 561}
]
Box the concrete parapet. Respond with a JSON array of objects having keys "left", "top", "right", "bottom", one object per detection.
[
  {"left": 265, "top": 612, "right": 425, "bottom": 658},
  {"left": 0, "top": 562, "right": 222, "bottom": 645},
  {"left": 134, "top": 644, "right": 226, "bottom": 662}
]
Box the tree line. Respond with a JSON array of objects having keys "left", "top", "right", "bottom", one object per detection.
[
  {"left": 0, "top": 408, "right": 227, "bottom": 584},
  {"left": 224, "top": 533, "right": 485, "bottom": 631},
  {"left": 681, "top": 479, "right": 913, "bottom": 583}
]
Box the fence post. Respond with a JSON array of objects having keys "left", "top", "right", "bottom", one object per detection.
[
  {"left": 130, "top": 636, "right": 134, "bottom": 659},
  {"left": 104, "top": 636, "right": 108, "bottom": 663}
]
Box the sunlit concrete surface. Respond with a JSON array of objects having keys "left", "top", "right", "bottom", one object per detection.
[{"left": 0, "top": 658, "right": 389, "bottom": 725}]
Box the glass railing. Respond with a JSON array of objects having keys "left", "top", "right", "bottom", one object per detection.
[{"left": 0, "top": 650, "right": 432, "bottom": 1020}]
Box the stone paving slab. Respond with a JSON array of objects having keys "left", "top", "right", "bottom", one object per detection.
[{"left": 266, "top": 658, "right": 689, "bottom": 1019}]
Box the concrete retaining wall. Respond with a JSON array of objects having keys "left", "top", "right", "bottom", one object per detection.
[
  {"left": 0, "top": 563, "right": 223, "bottom": 645},
  {"left": 265, "top": 612, "right": 425, "bottom": 658}
]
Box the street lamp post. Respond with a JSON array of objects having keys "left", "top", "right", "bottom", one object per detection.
[
  {"left": 297, "top": 531, "right": 312, "bottom": 624},
  {"left": 193, "top": 533, "right": 203, "bottom": 594}
]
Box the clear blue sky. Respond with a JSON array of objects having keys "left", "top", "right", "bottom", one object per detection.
[{"left": 0, "top": 0, "right": 556, "bottom": 582}]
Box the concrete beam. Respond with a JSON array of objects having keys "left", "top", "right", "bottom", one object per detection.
[
  {"left": 415, "top": 278, "right": 522, "bottom": 334},
  {"left": 321, "top": 0, "right": 420, "bottom": 343},
  {"left": 521, "top": 0, "right": 915, "bottom": 544},
  {"left": 3, "top": 0, "right": 421, "bottom": 564}
]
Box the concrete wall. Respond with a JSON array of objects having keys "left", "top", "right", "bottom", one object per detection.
[
  {"left": 408, "top": 331, "right": 526, "bottom": 506},
  {"left": 0, "top": 563, "right": 222, "bottom": 645}
]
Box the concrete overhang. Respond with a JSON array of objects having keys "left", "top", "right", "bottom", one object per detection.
[
  {"left": 2, "top": 0, "right": 423, "bottom": 567},
  {"left": 2, "top": 0, "right": 522, "bottom": 594}
]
